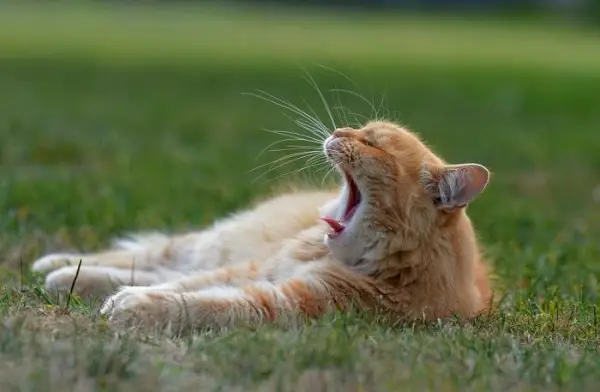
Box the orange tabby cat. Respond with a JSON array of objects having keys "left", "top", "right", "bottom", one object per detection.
[{"left": 31, "top": 121, "right": 493, "bottom": 332}]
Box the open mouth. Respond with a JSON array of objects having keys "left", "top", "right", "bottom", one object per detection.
[{"left": 322, "top": 171, "right": 361, "bottom": 238}]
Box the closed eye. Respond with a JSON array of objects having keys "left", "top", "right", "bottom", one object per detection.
[
  {"left": 362, "top": 139, "right": 376, "bottom": 147},
  {"left": 362, "top": 138, "right": 386, "bottom": 153}
]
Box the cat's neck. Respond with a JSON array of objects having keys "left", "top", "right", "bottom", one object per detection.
[{"left": 371, "top": 212, "right": 481, "bottom": 315}]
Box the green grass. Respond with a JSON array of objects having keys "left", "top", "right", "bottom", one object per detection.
[{"left": 2, "top": 3, "right": 600, "bottom": 391}]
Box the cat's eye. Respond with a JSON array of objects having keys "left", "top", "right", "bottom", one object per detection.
[{"left": 363, "top": 139, "right": 376, "bottom": 147}]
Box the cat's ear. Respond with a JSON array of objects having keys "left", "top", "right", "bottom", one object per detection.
[{"left": 421, "top": 163, "right": 490, "bottom": 211}]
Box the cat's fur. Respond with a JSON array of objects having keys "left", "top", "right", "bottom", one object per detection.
[{"left": 31, "top": 121, "right": 493, "bottom": 333}]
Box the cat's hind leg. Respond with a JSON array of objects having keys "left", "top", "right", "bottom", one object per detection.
[
  {"left": 31, "top": 233, "right": 172, "bottom": 274},
  {"left": 42, "top": 255, "right": 263, "bottom": 298},
  {"left": 43, "top": 266, "right": 176, "bottom": 298},
  {"left": 32, "top": 234, "right": 184, "bottom": 297},
  {"left": 32, "top": 250, "right": 137, "bottom": 274},
  {"left": 33, "top": 250, "right": 157, "bottom": 296}
]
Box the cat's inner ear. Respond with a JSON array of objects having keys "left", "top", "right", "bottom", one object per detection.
[{"left": 422, "top": 163, "right": 490, "bottom": 210}]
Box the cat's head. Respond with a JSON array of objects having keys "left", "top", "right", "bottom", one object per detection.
[{"left": 320, "top": 121, "right": 489, "bottom": 271}]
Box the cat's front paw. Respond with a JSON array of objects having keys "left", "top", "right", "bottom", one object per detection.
[
  {"left": 101, "top": 287, "right": 185, "bottom": 331},
  {"left": 43, "top": 266, "right": 124, "bottom": 297},
  {"left": 100, "top": 286, "right": 151, "bottom": 314}
]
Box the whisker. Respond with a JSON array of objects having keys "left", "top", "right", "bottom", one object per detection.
[
  {"left": 315, "top": 64, "right": 361, "bottom": 91},
  {"left": 377, "top": 88, "right": 389, "bottom": 121},
  {"left": 300, "top": 99, "right": 332, "bottom": 139},
  {"left": 249, "top": 150, "right": 320, "bottom": 174},
  {"left": 277, "top": 106, "right": 329, "bottom": 141},
  {"left": 264, "top": 129, "right": 323, "bottom": 144},
  {"left": 268, "top": 154, "right": 328, "bottom": 181},
  {"left": 320, "top": 65, "right": 365, "bottom": 126},
  {"left": 331, "top": 89, "right": 351, "bottom": 128},
  {"left": 246, "top": 90, "right": 329, "bottom": 137},
  {"left": 256, "top": 136, "right": 321, "bottom": 160},
  {"left": 292, "top": 119, "right": 329, "bottom": 141},
  {"left": 255, "top": 129, "right": 322, "bottom": 162},
  {"left": 286, "top": 154, "right": 326, "bottom": 169},
  {"left": 251, "top": 152, "right": 324, "bottom": 183},
  {"left": 269, "top": 145, "right": 322, "bottom": 153},
  {"left": 281, "top": 113, "right": 329, "bottom": 141},
  {"left": 345, "top": 109, "right": 370, "bottom": 124},
  {"left": 302, "top": 70, "right": 337, "bottom": 131},
  {"left": 264, "top": 127, "right": 322, "bottom": 141},
  {"left": 315, "top": 64, "right": 381, "bottom": 124},
  {"left": 244, "top": 80, "right": 355, "bottom": 186},
  {"left": 330, "top": 88, "right": 379, "bottom": 122},
  {"left": 320, "top": 165, "right": 340, "bottom": 186},
  {"left": 332, "top": 105, "right": 362, "bottom": 128},
  {"left": 270, "top": 165, "right": 322, "bottom": 183},
  {"left": 306, "top": 155, "right": 330, "bottom": 170}
]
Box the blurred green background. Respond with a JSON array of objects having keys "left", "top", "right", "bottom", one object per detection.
[{"left": 1, "top": 1, "right": 600, "bottom": 390}]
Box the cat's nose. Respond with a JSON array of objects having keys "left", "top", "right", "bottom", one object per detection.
[{"left": 332, "top": 128, "right": 353, "bottom": 138}]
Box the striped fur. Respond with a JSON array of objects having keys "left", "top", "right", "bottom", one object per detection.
[{"left": 32, "top": 121, "right": 494, "bottom": 333}]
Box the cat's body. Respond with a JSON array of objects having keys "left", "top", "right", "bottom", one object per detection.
[
  {"left": 33, "top": 191, "right": 337, "bottom": 292},
  {"left": 32, "top": 121, "right": 494, "bottom": 333}
]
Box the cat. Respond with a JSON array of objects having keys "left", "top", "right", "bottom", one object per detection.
[{"left": 31, "top": 120, "right": 494, "bottom": 333}]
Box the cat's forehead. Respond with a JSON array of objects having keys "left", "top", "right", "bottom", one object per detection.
[
  {"left": 361, "top": 121, "right": 413, "bottom": 142},
  {"left": 361, "top": 121, "right": 422, "bottom": 147},
  {"left": 361, "top": 121, "right": 402, "bottom": 134},
  {"left": 359, "top": 121, "right": 432, "bottom": 170}
]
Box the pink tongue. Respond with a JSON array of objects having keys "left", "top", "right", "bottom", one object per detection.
[{"left": 322, "top": 217, "right": 345, "bottom": 233}]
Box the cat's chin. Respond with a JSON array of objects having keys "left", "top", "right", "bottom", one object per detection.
[{"left": 323, "top": 231, "right": 362, "bottom": 267}]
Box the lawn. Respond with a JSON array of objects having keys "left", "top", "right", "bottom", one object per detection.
[{"left": 1, "top": 2, "right": 600, "bottom": 391}]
